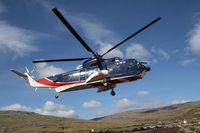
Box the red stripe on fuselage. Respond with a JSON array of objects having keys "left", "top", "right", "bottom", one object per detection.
[{"left": 36, "top": 78, "right": 83, "bottom": 87}]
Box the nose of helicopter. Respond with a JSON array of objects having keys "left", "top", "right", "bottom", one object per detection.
[{"left": 145, "top": 66, "right": 151, "bottom": 72}]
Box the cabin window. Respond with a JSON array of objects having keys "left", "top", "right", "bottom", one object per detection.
[
  {"left": 62, "top": 74, "right": 70, "bottom": 82},
  {"left": 48, "top": 76, "right": 58, "bottom": 82},
  {"left": 61, "top": 70, "right": 80, "bottom": 82},
  {"left": 80, "top": 70, "right": 86, "bottom": 81}
]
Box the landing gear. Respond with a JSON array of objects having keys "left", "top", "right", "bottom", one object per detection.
[
  {"left": 111, "top": 89, "right": 116, "bottom": 96},
  {"left": 55, "top": 93, "right": 60, "bottom": 99}
]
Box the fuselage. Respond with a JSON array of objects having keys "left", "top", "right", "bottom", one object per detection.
[{"left": 35, "top": 57, "right": 150, "bottom": 92}]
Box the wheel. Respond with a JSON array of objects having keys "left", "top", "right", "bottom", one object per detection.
[
  {"left": 111, "top": 90, "right": 116, "bottom": 96},
  {"left": 55, "top": 94, "right": 59, "bottom": 99}
]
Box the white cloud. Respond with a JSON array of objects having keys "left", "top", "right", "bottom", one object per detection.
[
  {"left": 68, "top": 14, "right": 124, "bottom": 58},
  {"left": 70, "top": 15, "right": 115, "bottom": 44},
  {"left": 126, "top": 43, "right": 151, "bottom": 61},
  {"left": 0, "top": 104, "right": 31, "bottom": 112},
  {"left": 35, "top": 62, "right": 65, "bottom": 77},
  {"left": 180, "top": 58, "right": 196, "bottom": 66},
  {"left": 0, "top": 101, "right": 77, "bottom": 118},
  {"left": 171, "top": 49, "right": 179, "bottom": 54},
  {"left": 82, "top": 100, "right": 102, "bottom": 109},
  {"left": 188, "top": 22, "right": 200, "bottom": 55},
  {"left": 53, "top": 9, "right": 173, "bottom": 62},
  {"left": 36, "top": 0, "right": 52, "bottom": 10},
  {"left": 151, "top": 47, "right": 170, "bottom": 60},
  {"left": 0, "top": 21, "right": 43, "bottom": 57},
  {"left": 35, "top": 101, "right": 77, "bottom": 118},
  {"left": 98, "top": 42, "right": 124, "bottom": 58},
  {"left": 114, "top": 98, "right": 137, "bottom": 110},
  {"left": 171, "top": 100, "right": 188, "bottom": 105},
  {"left": 87, "top": 98, "right": 138, "bottom": 118},
  {"left": 158, "top": 49, "right": 170, "bottom": 60},
  {"left": 70, "top": 13, "right": 173, "bottom": 63},
  {"left": 137, "top": 90, "right": 150, "bottom": 97}
]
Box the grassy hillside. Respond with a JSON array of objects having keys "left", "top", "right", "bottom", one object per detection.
[{"left": 0, "top": 101, "right": 200, "bottom": 133}]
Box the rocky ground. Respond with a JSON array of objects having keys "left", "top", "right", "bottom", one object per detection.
[{"left": 0, "top": 101, "right": 200, "bottom": 133}]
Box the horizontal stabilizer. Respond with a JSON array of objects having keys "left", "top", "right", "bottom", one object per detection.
[{"left": 10, "top": 69, "right": 27, "bottom": 79}]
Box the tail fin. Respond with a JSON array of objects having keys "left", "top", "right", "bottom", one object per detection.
[
  {"left": 10, "top": 68, "right": 45, "bottom": 88},
  {"left": 10, "top": 69, "right": 28, "bottom": 80}
]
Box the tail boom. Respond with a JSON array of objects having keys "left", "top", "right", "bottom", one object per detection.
[{"left": 10, "top": 69, "right": 50, "bottom": 88}]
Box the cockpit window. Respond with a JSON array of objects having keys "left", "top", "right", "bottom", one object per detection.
[
  {"left": 113, "top": 57, "right": 123, "bottom": 64},
  {"left": 127, "top": 59, "right": 137, "bottom": 66}
]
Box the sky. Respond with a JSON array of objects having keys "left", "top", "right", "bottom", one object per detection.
[{"left": 0, "top": 0, "right": 200, "bottom": 119}]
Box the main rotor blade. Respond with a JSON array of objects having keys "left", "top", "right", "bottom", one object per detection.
[
  {"left": 101, "top": 17, "right": 161, "bottom": 57},
  {"left": 33, "top": 57, "right": 90, "bottom": 63},
  {"left": 52, "top": 7, "right": 98, "bottom": 58}
]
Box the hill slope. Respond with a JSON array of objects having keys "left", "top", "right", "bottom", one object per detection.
[
  {"left": 0, "top": 111, "right": 108, "bottom": 133},
  {"left": 98, "top": 101, "right": 200, "bottom": 131},
  {"left": 0, "top": 101, "right": 200, "bottom": 133}
]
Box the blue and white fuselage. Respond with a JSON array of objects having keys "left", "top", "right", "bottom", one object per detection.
[{"left": 11, "top": 57, "right": 150, "bottom": 97}]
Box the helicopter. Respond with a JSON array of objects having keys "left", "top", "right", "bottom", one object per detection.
[{"left": 11, "top": 7, "right": 161, "bottom": 99}]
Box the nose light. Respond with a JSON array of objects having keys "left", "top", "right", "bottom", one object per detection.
[{"left": 145, "top": 66, "right": 151, "bottom": 72}]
